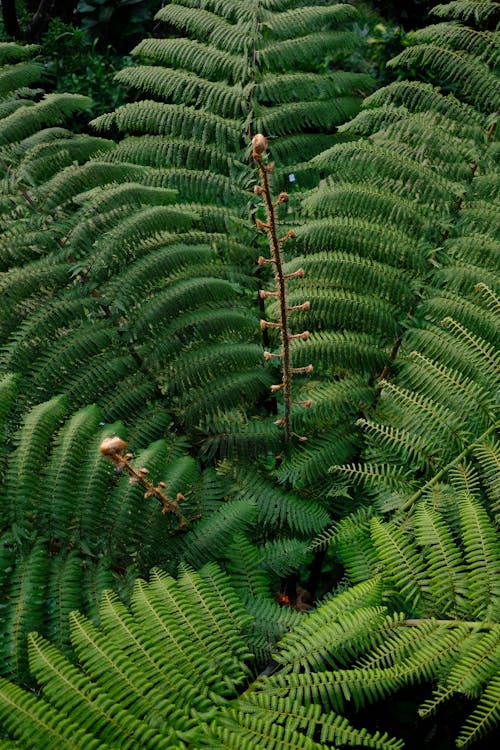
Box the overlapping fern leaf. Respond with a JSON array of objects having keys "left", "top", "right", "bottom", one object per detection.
[
  {"left": 0, "top": 1, "right": 371, "bottom": 447},
  {"left": 265, "top": 0, "right": 500, "bottom": 501},
  {"left": 0, "top": 2, "right": 499, "bottom": 746},
  {"left": 0, "top": 560, "right": 497, "bottom": 749},
  {"left": 101, "top": 0, "right": 373, "bottom": 195},
  {"left": 0, "top": 564, "right": 406, "bottom": 749},
  {"left": 0, "top": 45, "right": 266, "bottom": 443},
  {"left": 0, "top": 385, "right": 218, "bottom": 681}
]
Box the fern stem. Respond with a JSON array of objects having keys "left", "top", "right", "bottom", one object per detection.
[
  {"left": 400, "top": 421, "right": 499, "bottom": 512},
  {"left": 252, "top": 135, "right": 311, "bottom": 442},
  {"left": 253, "top": 138, "right": 292, "bottom": 441},
  {"left": 403, "top": 618, "right": 496, "bottom": 628},
  {"left": 99, "top": 436, "right": 188, "bottom": 527}
]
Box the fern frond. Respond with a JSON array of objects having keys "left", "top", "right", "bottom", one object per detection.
[
  {"left": 388, "top": 44, "right": 499, "bottom": 113},
  {"left": 0, "top": 62, "right": 42, "bottom": 98},
  {"left": 225, "top": 533, "right": 273, "bottom": 601},
  {"left": 260, "top": 31, "right": 358, "bottom": 72},
  {"left": 0, "top": 541, "right": 49, "bottom": 679},
  {"left": 456, "top": 671, "right": 500, "bottom": 747},
  {"left": 370, "top": 518, "right": 430, "bottom": 613},
  {"left": 432, "top": 2, "right": 500, "bottom": 26},
  {"left": 17, "top": 136, "right": 115, "bottom": 186},
  {"left": 0, "top": 94, "right": 92, "bottom": 147},
  {"left": 313, "top": 141, "right": 464, "bottom": 206},
  {"left": 273, "top": 578, "right": 384, "bottom": 672},
  {"left": 410, "top": 22, "right": 499, "bottom": 63},
  {"left": 5, "top": 395, "right": 67, "bottom": 528},
  {"left": 258, "top": 97, "right": 361, "bottom": 137},
  {"left": 328, "top": 508, "right": 379, "bottom": 584},
  {"left": 181, "top": 500, "right": 257, "bottom": 569},
  {"left": 28, "top": 631, "right": 174, "bottom": 749},
  {"left": 276, "top": 426, "right": 359, "bottom": 490},
  {"left": 263, "top": 2, "right": 359, "bottom": 39},
  {"left": 260, "top": 538, "right": 311, "bottom": 579},
  {"left": 472, "top": 437, "right": 500, "bottom": 516},
  {"left": 0, "top": 372, "right": 17, "bottom": 469},
  {"left": 458, "top": 492, "right": 500, "bottom": 621},
  {"left": 363, "top": 79, "right": 484, "bottom": 129},
  {"left": 116, "top": 65, "right": 247, "bottom": 119},
  {"left": 286, "top": 251, "right": 416, "bottom": 307},
  {"left": 132, "top": 37, "right": 247, "bottom": 84},
  {"left": 0, "top": 42, "right": 40, "bottom": 64},
  {"left": 216, "top": 698, "right": 404, "bottom": 750},
  {"left": 156, "top": 4, "right": 251, "bottom": 55},
  {"left": 106, "top": 134, "right": 239, "bottom": 175},
  {"left": 42, "top": 405, "right": 102, "bottom": 542},
  {"left": 419, "top": 628, "right": 500, "bottom": 716},
  {"left": 0, "top": 674, "right": 107, "bottom": 750},
  {"left": 93, "top": 100, "right": 242, "bottom": 151},
  {"left": 179, "top": 369, "right": 274, "bottom": 429},
  {"left": 414, "top": 503, "right": 469, "bottom": 617},
  {"left": 222, "top": 464, "right": 330, "bottom": 535}
]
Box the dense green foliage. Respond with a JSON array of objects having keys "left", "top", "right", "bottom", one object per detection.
[{"left": 0, "top": 0, "right": 498, "bottom": 747}]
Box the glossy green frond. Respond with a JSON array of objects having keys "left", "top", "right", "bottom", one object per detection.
[{"left": 0, "top": 674, "right": 108, "bottom": 750}]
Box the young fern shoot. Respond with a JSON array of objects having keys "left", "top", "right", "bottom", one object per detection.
[
  {"left": 252, "top": 134, "right": 313, "bottom": 442},
  {"left": 99, "top": 436, "right": 187, "bottom": 527}
]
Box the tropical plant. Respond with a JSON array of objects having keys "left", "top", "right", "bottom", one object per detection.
[{"left": 0, "top": 0, "right": 498, "bottom": 747}]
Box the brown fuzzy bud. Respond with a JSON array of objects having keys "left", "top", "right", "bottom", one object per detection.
[
  {"left": 288, "top": 330, "right": 309, "bottom": 341},
  {"left": 176, "top": 493, "right": 185, "bottom": 502},
  {"left": 257, "top": 255, "right": 274, "bottom": 266},
  {"left": 255, "top": 218, "right": 269, "bottom": 231},
  {"left": 288, "top": 301, "right": 310, "bottom": 312},
  {"left": 99, "top": 436, "right": 127, "bottom": 457},
  {"left": 290, "top": 364, "right": 314, "bottom": 374},
  {"left": 261, "top": 319, "right": 281, "bottom": 330},
  {"left": 271, "top": 383, "right": 284, "bottom": 393},
  {"left": 284, "top": 268, "right": 304, "bottom": 280},
  {"left": 139, "top": 467, "right": 149, "bottom": 475},
  {"left": 252, "top": 133, "right": 267, "bottom": 155},
  {"left": 253, "top": 185, "right": 265, "bottom": 195},
  {"left": 278, "top": 192, "right": 289, "bottom": 203}
]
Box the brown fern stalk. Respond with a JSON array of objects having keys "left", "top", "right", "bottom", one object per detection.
[
  {"left": 252, "top": 134, "right": 312, "bottom": 442},
  {"left": 99, "top": 436, "right": 187, "bottom": 527}
]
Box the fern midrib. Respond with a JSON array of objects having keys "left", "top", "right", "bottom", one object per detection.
[{"left": 400, "top": 420, "right": 500, "bottom": 513}]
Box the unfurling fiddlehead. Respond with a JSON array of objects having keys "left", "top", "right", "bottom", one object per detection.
[
  {"left": 252, "top": 134, "right": 313, "bottom": 442},
  {"left": 99, "top": 436, "right": 187, "bottom": 526}
]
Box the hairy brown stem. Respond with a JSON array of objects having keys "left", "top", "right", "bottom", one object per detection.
[
  {"left": 99, "top": 436, "right": 188, "bottom": 527},
  {"left": 252, "top": 134, "right": 312, "bottom": 442}
]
